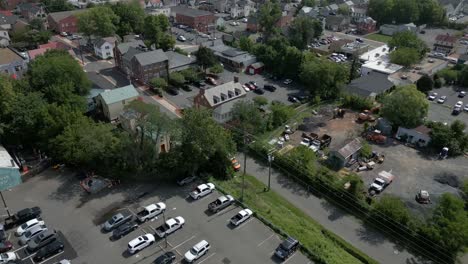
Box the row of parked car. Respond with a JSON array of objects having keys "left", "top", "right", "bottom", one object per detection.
[
  {"left": 428, "top": 91, "right": 468, "bottom": 115},
  {"left": 242, "top": 81, "right": 278, "bottom": 94},
  {"left": 2, "top": 206, "right": 70, "bottom": 263}
]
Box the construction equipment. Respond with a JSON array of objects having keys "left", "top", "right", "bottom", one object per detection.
[
  {"left": 366, "top": 130, "right": 386, "bottom": 144},
  {"left": 319, "top": 134, "right": 332, "bottom": 149},
  {"left": 415, "top": 190, "right": 431, "bottom": 204}
]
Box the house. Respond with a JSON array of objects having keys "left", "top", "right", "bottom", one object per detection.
[
  {"left": 140, "top": 0, "right": 163, "bottom": 9},
  {"left": 86, "top": 88, "right": 105, "bottom": 113},
  {"left": 356, "top": 17, "right": 376, "bottom": 34},
  {"left": 345, "top": 71, "right": 394, "bottom": 99},
  {"left": 27, "top": 41, "right": 69, "bottom": 60},
  {"left": 120, "top": 108, "right": 172, "bottom": 154},
  {"left": 114, "top": 39, "right": 147, "bottom": 75},
  {"left": 146, "top": 7, "right": 171, "bottom": 17},
  {"left": 130, "top": 49, "right": 169, "bottom": 83},
  {"left": 379, "top": 23, "right": 418, "bottom": 36},
  {"left": 0, "top": 12, "right": 18, "bottom": 30},
  {"left": 170, "top": 6, "right": 215, "bottom": 33},
  {"left": 96, "top": 84, "right": 140, "bottom": 121},
  {"left": 47, "top": 9, "right": 86, "bottom": 33},
  {"left": 0, "top": 29, "right": 10, "bottom": 47},
  {"left": 0, "top": 145, "right": 22, "bottom": 191},
  {"left": 93, "top": 37, "right": 116, "bottom": 59},
  {"left": 1, "top": 0, "right": 22, "bottom": 10},
  {"left": 229, "top": 2, "right": 252, "bottom": 19},
  {"left": 0, "top": 47, "right": 28, "bottom": 79},
  {"left": 202, "top": 40, "right": 257, "bottom": 72},
  {"left": 321, "top": 4, "right": 339, "bottom": 16},
  {"left": 165, "top": 50, "right": 196, "bottom": 72},
  {"left": 17, "top": 3, "right": 46, "bottom": 22},
  {"left": 193, "top": 80, "right": 247, "bottom": 123},
  {"left": 325, "top": 15, "right": 350, "bottom": 32},
  {"left": 329, "top": 138, "right": 362, "bottom": 168},
  {"left": 396, "top": 125, "right": 431, "bottom": 147},
  {"left": 350, "top": 6, "right": 367, "bottom": 23},
  {"left": 433, "top": 34, "right": 457, "bottom": 55},
  {"left": 298, "top": 6, "right": 320, "bottom": 18},
  {"left": 246, "top": 62, "right": 264, "bottom": 75}
]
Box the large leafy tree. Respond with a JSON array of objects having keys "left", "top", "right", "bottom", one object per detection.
[
  {"left": 231, "top": 100, "right": 268, "bottom": 136},
  {"left": 388, "top": 31, "right": 427, "bottom": 59},
  {"left": 42, "top": 0, "right": 74, "bottom": 12},
  {"left": 429, "top": 121, "right": 468, "bottom": 156},
  {"left": 368, "top": 0, "right": 445, "bottom": 25},
  {"left": 196, "top": 46, "right": 217, "bottom": 71},
  {"left": 143, "top": 15, "right": 173, "bottom": 50},
  {"left": 110, "top": 1, "right": 145, "bottom": 37},
  {"left": 381, "top": 84, "right": 428, "bottom": 128},
  {"left": 78, "top": 6, "right": 119, "bottom": 39},
  {"left": 288, "top": 16, "right": 322, "bottom": 50},
  {"left": 389, "top": 47, "right": 420, "bottom": 67},
  {"left": 370, "top": 195, "right": 413, "bottom": 227},
  {"left": 258, "top": 0, "right": 282, "bottom": 41},
  {"left": 299, "top": 58, "right": 348, "bottom": 99},
  {"left": 239, "top": 36, "right": 254, "bottom": 53},
  {"left": 459, "top": 66, "right": 468, "bottom": 87},
  {"left": 415, "top": 74, "right": 434, "bottom": 93}
]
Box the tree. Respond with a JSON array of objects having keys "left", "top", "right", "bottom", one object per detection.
[
  {"left": 209, "top": 64, "right": 224, "bottom": 74},
  {"left": 231, "top": 101, "right": 268, "bottom": 136},
  {"left": 158, "top": 33, "right": 175, "bottom": 51},
  {"left": 381, "top": 85, "right": 428, "bottom": 128},
  {"left": 416, "top": 74, "right": 434, "bottom": 93},
  {"left": 289, "top": 17, "right": 322, "bottom": 50},
  {"left": 302, "top": 0, "right": 315, "bottom": 7},
  {"left": 388, "top": 31, "right": 427, "bottom": 59},
  {"left": 180, "top": 68, "right": 199, "bottom": 83},
  {"left": 270, "top": 102, "right": 295, "bottom": 127},
  {"left": 150, "top": 77, "right": 168, "bottom": 90},
  {"left": 282, "top": 46, "right": 303, "bottom": 78},
  {"left": 299, "top": 58, "right": 348, "bottom": 99},
  {"left": 340, "top": 173, "right": 365, "bottom": 200},
  {"left": 360, "top": 141, "right": 372, "bottom": 158},
  {"left": 196, "top": 46, "right": 217, "bottom": 71},
  {"left": 389, "top": 47, "right": 420, "bottom": 67},
  {"left": 239, "top": 36, "right": 254, "bottom": 52},
  {"left": 42, "top": 0, "right": 74, "bottom": 12},
  {"left": 78, "top": 6, "right": 119, "bottom": 39},
  {"left": 370, "top": 195, "right": 414, "bottom": 227},
  {"left": 436, "top": 68, "right": 458, "bottom": 84},
  {"left": 143, "top": 15, "right": 173, "bottom": 50},
  {"left": 111, "top": 1, "right": 145, "bottom": 37},
  {"left": 287, "top": 145, "right": 317, "bottom": 175},
  {"left": 28, "top": 18, "right": 45, "bottom": 31},
  {"left": 258, "top": 0, "right": 282, "bottom": 41},
  {"left": 337, "top": 5, "right": 350, "bottom": 15},
  {"left": 459, "top": 66, "right": 468, "bottom": 87},
  {"left": 11, "top": 28, "right": 51, "bottom": 48},
  {"left": 429, "top": 121, "right": 468, "bottom": 156},
  {"left": 253, "top": 96, "right": 268, "bottom": 107},
  {"left": 169, "top": 72, "right": 185, "bottom": 87},
  {"left": 368, "top": 0, "right": 444, "bottom": 25}
]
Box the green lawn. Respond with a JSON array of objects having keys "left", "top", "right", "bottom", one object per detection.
[
  {"left": 365, "top": 33, "right": 392, "bottom": 43},
  {"left": 212, "top": 175, "right": 377, "bottom": 264}
]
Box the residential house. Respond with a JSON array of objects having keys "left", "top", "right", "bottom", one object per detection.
[
  {"left": 47, "top": 9, "right": 86, "bottom": 33},
  {"left": 0, "top": 145, "right": 22, "bottom": 191},
  {"left": 321, "top": 4, "right": 339, "bottom": 16},
  {"left": 17, "top": 3, "right": 46, "bottom": 22},
  {"left": 433, "top": 34, "right": 457, "bottom": 55},
  {"left": 396, "top": 125, "right": 431, "bottom": 147},
  {"left": 86, "top": 88, "right": 105, "bottom": 113},
  {"left": 350, "top": 6, "right": 367, "bottom": 23},
  {"left": 0, "top": 47, "right": 28, "bottom": 79},
  {"left": 96, "top": 84, "right": 140, "bottom": 121},
  {"left": 93, "top": 37, "right": 116, "bottom": 59},
  {"left": 229, "top": 1, "right": 252, "bottom": 18},
  {"left": 379, "top": 23, "right": 417, "bottom": 36},
  {"left": 0, "top": 12, "right": 18, "bottom": 30},
  {"left": 140, "top": 0, "right": 163, "bottom": 9},
  {"left": 165, "top": 50, "right": 196, "bottom": 72},
  {"left": 114, "top": 39, "right": 147, "bottom": 76},
  {"left": 120, "top": 108, "right": 172, "bottom": 154},
  {"left": 146, "top": 7, "right": 171, "bottom": 17},
  {"left": 298, "top": 6, "right": 320, "bottom": 19},
  {"left": 170, "top": 6, "right": 215, "bottom": 33},
  {"left": 345, "top": 71, "right": 394, "bottom": 99},
  {"left": 193, "top": 80, "right": 247, "bottom": 123},
  {"left": 27, "top": 41, "right": 70, "bottom": 60},
  {"left": 0, "top": 29, "right": 10, "bottom": 47},
  {"left": 356, "top": 16, "right": 376, "bottom": 34},
  {"left": 130, "top": 49, "right": 169, "bottom": 83},
  {"left": 329, "top": 138, "right": 362, "bottom": 168},
  {"left": 325, "top": 15, "right": 350, "bottom": 31},
  {"left": 202, "top": 40, "right": 256, "bottom": 72},
  {"left": 246, "top": 62, "right": 263, "bottom": 75}
]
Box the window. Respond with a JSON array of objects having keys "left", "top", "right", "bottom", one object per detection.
[
  {"left": 105, "top": 46, "right": 110, "bottom": 50},
  {"left": 106, "top": 52, "right": 111, "bottom": 56}
]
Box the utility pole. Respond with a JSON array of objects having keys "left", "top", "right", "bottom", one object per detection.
[
  {"left": 0, "top": 191, "right": 11, "bottom": 218},
  {"left": 241, "top": 129, "right": 247, "bottom": 202},
  {"left": 162, "top": 210, "right": 167, "bottom": 248},
  {"left": 267, "top": 153, "right": 274, "bottom": 191}
]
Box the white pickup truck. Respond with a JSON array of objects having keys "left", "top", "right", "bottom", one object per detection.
[
  {"left": 136, "top": 203, "right": 166, "bottom": 223},
  {"left": 155, "top": 217, "right": 185, "bottom": 238},
  {"left": 370, "top": 171, "right": 395, "bottom": 193}
]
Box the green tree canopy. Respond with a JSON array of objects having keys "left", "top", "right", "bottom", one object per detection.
[
  {"left": 388, "top": 31, "right": 427, "bottom": 59},
  {"left": 368, "top": 0, "right": 445, "bottom": 26},
  {"left": 299, "top": 58, "right": 348, "bottom": 99},
  {"left": 196, "top": 46, "right": 217, "bottom": 71},
  {"left": 239, "top": 36, "right": 254, "bottom": 52},
  {"left": 416, "top": 74, "right": 434, "bottom": 93},
  {"left": 143, "top": 15, "right": 173, "bottom": 50},
  {"left": 371, "top": 195, "right": 414, "bottom": 227},
  {"left": 42, "top": 0, "right": 74, "bottom": 12},
  {"left": 78, "top": 6, "right": 119, "bottom": 38},
  {"left": 231, "top": 100, "right": 268, "bottom": 136},
  {"left": 389, "top": 47, "right": 420, "bottom": 67},
  {"left": 429, "top": 121, "right": 468, "bottom": 156},
  {"left": 111, "top": 1, "right": 146, "bottom": 37},
  {"left": 150, "top": 77, "right": 168, "bottom": 89},
  {"left": 288, "top": 16, "right": 322, "bottom": 50},
  {"left": 209, "top": 64, "right": 224, "bottom": 74},
  {"left": 258, "top": 0, "right": 282, "bottom": 41},
  {"left": 180, "top": 68, "right": 199, "bottom": 82},
  {"left": 381, "top": 84, "right": 428, "bottom": 128},
  {"left": 270, "top": 102, "right": 295, "bottom": 127},
  {"left": 459, "top": 66, "right": 468, "bottom": 87},
  {"left": 169, "top": 72, "right": 185, "bottom": 87}
]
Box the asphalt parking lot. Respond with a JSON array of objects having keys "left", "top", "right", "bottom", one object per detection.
[
  {"left": 2, "top": 169, "right": 310, "bottom": 264},
  {"left": 427, "top": 86, "right": 468, "bottom": 128}
]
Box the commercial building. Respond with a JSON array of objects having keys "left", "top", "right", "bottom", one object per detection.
[
  {"left": 170, "top": 6, "right": 215, "bottom": 33},
  {"left": 47, "top": 10, "right": 86, "bottom": 33},
  {"left": 433, "top": 34, "right": 457, "bottom": 55},
  {"left": 0, "top": 145, "right": 22, "bottom": 191},
  {"left": 345, "top": 71, "right": 394, "bottom": 98},
  {"left": 202, "top": 40, "right": 256, "bottom": 72},
  {"left": 96, "top": 84, "right": 140, "bottom": 121}
]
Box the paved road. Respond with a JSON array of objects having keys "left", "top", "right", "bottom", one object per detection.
[{"left": 238, "top": 154, "right": 430, "bottom": 264}]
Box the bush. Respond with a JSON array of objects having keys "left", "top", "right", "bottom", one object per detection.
[
  {"left": 150, "top": 77, "right": 167, "bottom": 90},
  {"left": 169, "top": 72, "right": 185, "bottom": 87},
  {"left": 253, "top": 96, "right": 268, "bottom": 106},
  {"left": 360, "top": 141, "right": 372, "bottom": 158},
  {"left": 174, "top": 47, "right": 188, "bottom": 56},
  {"left": 209, "top": 64, "right": 224, "bottom": 74},
  {"left": 341, "top": 94, "right": 373, "bottom": 111},
  {"left": 180, "top": 68, "right": 200, "bottom": 83}
]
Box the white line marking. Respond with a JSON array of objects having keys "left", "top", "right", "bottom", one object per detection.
[
  {"left": 282, "top": 252, "right": 298, "bottom": 264},
  {"left": 198, "top": 252, "right": 216, "bottom": 264},
  {"left": 37, "top": 250, "right": 64, "bottom": 264},
  {"left": 235, "top": 218, "right": 253, "bottom": 230},
  {"left": 257, "top": 234, "right": 275, "bottom": 247},
  {"left": 148, "top": 225, "right": 157, "bottom": 233},
  {"left": 13, "top": 245, "right": 27, "bottom": 253},
  {"left": 172, "top": 235, "right": 196, "bottom": 250}
]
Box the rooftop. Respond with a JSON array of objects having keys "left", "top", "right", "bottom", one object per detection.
[
  {"left": 134, "top": 49, "right": 168, "bottom": 66},
  {"left": 170, "top": 6, "right": 213, "bottom": 17},
  {"left": 346, "top": 72, "right": 394, "bottom": 97},
  {"left": 203, "top": 81, "right": 246, "bottom": 107},
  {"left": 48, "top": 9, "right": 86, "bottom": 22},
  {"left": 116, "top": 40, "right": 146, "bottom": 54},
  {"left": 0, "top": 48, "right": 25, "bottom": 65},
  {"left": 362, "top": 60, "right": 403, "bottom": 75},
  {"left": 337, "top": 138, "right": 362, "bottom": 159},
  {"left": 0, "top": 145, "right": 17, "bottom": 169},
  {"left": 413, "top": 125, "right": 431, "bottom": 136},
  {"left": 0, "top": 13, "right": 18, "bottom": 25},
  {"left": 94, "top": 37, "right": 116, "bottom": 48},
  {"left": 165, "top": 51, "right": 196, "bottom": 70},
  {"left": 100, "top": 84, "right": 139, "bottom": 105},
  {"left": 359, "top": 45, "right": 390, "bottom": 62},
  {"left": 388, "top": 57, "right": 447, "bottom": 85},
  {"left": 435, "top": 34, "right": 457, "bottom": 44}
]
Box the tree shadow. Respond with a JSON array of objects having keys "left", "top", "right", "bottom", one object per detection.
[
  {"left": 355, "top": 225, "right": 386, "bottom": 246},
  {"left": 320, "top": 200, "right": 346, "bottom": 222}
]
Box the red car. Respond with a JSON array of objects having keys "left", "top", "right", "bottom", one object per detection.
[
  {"left": 245, "top": 83, "right": 256, "bottom": 90},
  {"left": 0, "top": 241, "right": 13, "bottom": 253}
]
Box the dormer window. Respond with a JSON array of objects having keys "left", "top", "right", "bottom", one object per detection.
[
  {"left": 213, "top": 96, "right": 220, "bottom": 104},
  {"left": 234, "top": 88, "right": 241, "bottom": 95},
  {"left": 220, "top": 93, "right": 227, "bottom": 101},
  {"left": 228, "top": 90, "right": 234, "bottom": 98}
]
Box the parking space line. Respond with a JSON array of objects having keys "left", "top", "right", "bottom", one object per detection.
[
  {"left": 140, "top": 228, "right": 149, "bottom": 235},
  {"left": 127, "top": 208, "right": 137, "bottom": 216},
  {"left": 13, "top": 245, "right": 27, "bottom": 253},
  {"left": 282, "top": 252, "right": 298, "bottom": 264},
  {"left": 257, "top": 234, "right": 275, "bottom": 247},
  {"left": 37, "top": 250, "right": 65, "bottom": 264},
  {"left": 197, "top": 252, "right": 216, "bottom": 264},
  {"left": 172, "top": 235, "right": 196, "bottom": 250},
  {"left": 148, "top": 225, "right": 157, "bottom": 233},
  {"left": 235, "top": 218, "right": 253, "bottom": 229}
]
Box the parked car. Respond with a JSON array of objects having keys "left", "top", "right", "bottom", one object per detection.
[
  {"left": 288, "top": 96, "right": 299, "bottom": 103},
  {"left": 249, "top": 81, "right": 258, "bottom": 88},
  {"left": 155, "top": 217, "right": 185, "bottom": 238},
  {"left": 0, "top": 241, "right": 12, "bottom": 253},
  {"left": 103, "top": 212, "right": 133, "bottom": 232},
  {"left": 453, "top": 106, "right": 462, "bottom": 115},
  {"left": 193, "top": 81, "right": 206, "bottom": 88},
  {"left": 459, "top": 91, "right": 466, "bottom": 98},
  {"left": 283, "top": 79, "right": 292, "bottom": 85},
  {"left": 6, "top": 207, "right": 41, "bottom": 227},
  {"left": 177, "top": 175, "right": 197, "bottom": 186},
  {"left": 16, "top": 218, "right": 45, "bottom": 236},
  {"left": 112, "top": 221, "right": 138, "bottom": 240},
  {"left": 0, "top": 252, "right": 16, "bottom": 263},
  {"left": 137, "top": 203, "right": 166, "bottom": 223},
  {"left": 264, "top": 84, "right": 277, "bottom": 92},
  {"left": 437, "top": 96, "right": 447, "bottom": 104},
  {"left": 27, "top": 229, "right": 59, "bottom": 252},
  {"left": 369, "top": 171, "right": 394, "bottom": 193},
  {"left": 274, "top": 237, "right": 299, "bottom": 260},
  {"left": 167, "top": 88, "right": 179, "bottom": 96},
  {"left": 154, "top": 251, "right": 176, "bottom": 264},
  {"left": 34, "top": 240, "right": 64, "bottom": 262},
  {"left": 428, "top": 92, "right": 437, "bottom": 100},
  {"left": 245, "top": 83, "right": 255, "bottom": 90},
  {"left": 127, "top": 234, "right": 155, "bottom": 254},
  {"left": 205, "top": 77, "right": 217, "bottom": 85},
  {"left": 464, "top": 104, "right": 468, "bottom": 112},
  {"left": 177, "top": 35, "right": 186, "bottom": 42},
  {"left": 455, "top": 101, "right": 463, "bottom": 108},
  {"left": 19, "top": 224, "right": 47, "bottom": 245},
  {"left": 60, "top": 32, "right": 68, "bottom": 37},
  {"left": 230, "top": 209, "right": 253, "bottom": 226},
  {"left": 254, "top": 88, "right": 265, "bottom": 94},
  {"left": 208, "top": 195, "right": 234, "bottom": 213},
  {"left": 190, "top": 183, "right": 215, "bottom": 200},
  {"left": 184, "top": 240, "right": 210, "bottom": 263}
]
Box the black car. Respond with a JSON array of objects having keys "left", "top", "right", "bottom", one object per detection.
[
  {"left": 254, "top": 88, "right": 265, "bottom": 94},
  {"left": 33, "top": 240, "right": 64, "bottom": 262},
  {"left": 167, "top": 88, "right": 179, "bottom": 96},
  {"left": 288, "top": 96, "right": 299, "bottom": 103},
  {"left": 154, "top": 251, "right": 176, "bottom": 264},
  {"left": 12, "top": 207, "right": 41, "bottom": 225},
  {"left": 264, "top": 85, "right": 277, "bottom": 92},
  {"left": 193, "top": 81, "right": 206, "bottom": 88},
  {"left": 298, "top": 95, "right": 310, "bottom": 103},
  {"left": 274, "top": 237, "right": 299, "bottom": 260},
  {"left": 182, "top": 84, "right": 192, "bottom": 91},
  {"left": 112, "top": 221, "right": 138, "bottom": 239}
]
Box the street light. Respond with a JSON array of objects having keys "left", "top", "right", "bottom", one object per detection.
[{"left": 267, "top": 154, "right": 274, "bottom": 191}]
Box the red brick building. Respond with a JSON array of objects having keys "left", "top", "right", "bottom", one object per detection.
[
  {"left": 247, "top": 15, "right": 293, "bottom": 33},
  {"left": 47, "top": 10, "right": 86, "bottom": 33},
  {"left": 356, "top": 17, "right": 376, "bottom": 35},
  {"left": 170, "top": 6, "right": 214, "bottom": 33}
]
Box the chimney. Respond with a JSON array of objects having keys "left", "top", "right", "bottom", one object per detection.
[{"left": 233, "top": 76, "right": 239, "bottom": 83}]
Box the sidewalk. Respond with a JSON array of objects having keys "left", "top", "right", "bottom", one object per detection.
[{"left": 241, "top": 154, "right": 426, "bottom": 264}]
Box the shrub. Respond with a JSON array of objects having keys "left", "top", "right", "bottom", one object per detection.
[{"left": 341, "top": 94, "right": 373, "bottom": 111}]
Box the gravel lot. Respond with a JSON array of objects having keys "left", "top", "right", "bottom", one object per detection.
[
  {"left": 427, "top": 86, "right": 468, "bottom": 128},
  {"left": 2, "top": 169, "right": 309, "bottom": 264}
]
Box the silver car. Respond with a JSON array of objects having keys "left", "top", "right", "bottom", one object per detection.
[
  {"left": 27, "top": 229, "right": 58, "bottom": 252},
  {"left": 19, "top": 225, "right": 47, "bottom": 245}
]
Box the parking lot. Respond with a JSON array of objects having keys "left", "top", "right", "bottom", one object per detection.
[
  {"left": 2, "top": 169, "right": 310, "bottom": 264},
  {"left": 427, "top": 86, "right": 468, "bottom": 128}
]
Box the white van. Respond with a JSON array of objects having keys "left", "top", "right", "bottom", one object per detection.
[{"left": 184, "top": 240, "right": 210, "bottom": 262}]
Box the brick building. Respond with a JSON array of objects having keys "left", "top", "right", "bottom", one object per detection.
[
  {"left": 47, "top": 10, "right": 86, "bottom": 33},
  {"left": 433, "top": 34, "right": 457, "bottom": 55},
  {"left": 170, "top": 6, "right": 214, "bottom": 32},
  {"left": 17, "top": 2, "right": 46, "bottom": 22}
]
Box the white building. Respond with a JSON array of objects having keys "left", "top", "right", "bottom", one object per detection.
[
  {"left": 0, "top": 30, "right": 10, "bottom": 47},
  {"left": 97, "top": 84, "right": 140, "bottom": 121},
  {"left": 94, "top": 37, "right": 116, "bottom": 59}
]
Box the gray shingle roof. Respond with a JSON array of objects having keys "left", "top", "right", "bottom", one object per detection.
[
  {"left": 116, "top": 40, "right": 146, "bottom": 54},
  {"left": 133, "top": 49, "right": 168, "bottom": 66},
  {"left": 99, "top": 84, "right": 139, "bottom": 105},
  {"left": 48, "top": 10, "right": 86, "bottom": 23},
  {"left": 165, "top": 51, "right": 196, "bottom": 70},
  {"left": 0, "top": 14, "right": 18, "bottom": 26},
  {"left": 346, "top": 72, "right": 394, "bottom": 97},
  {"left": 203, "top": 81, "right": 246, "bottom": 107},
  {"left": 337, "top": 138, "right": 362, "bottom": 159},
  {"left": 94, "top": 37, "right": 116, "bottom": 49}
]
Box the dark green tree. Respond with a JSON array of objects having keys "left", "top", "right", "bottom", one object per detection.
[
  {"left": 288, "top": 16, "right": 322, "bottom": 50},
  {"left": 270, "top": 102, "right": 295, "bottom": 127},
  {"left": 416, "top": 74, "right": 434, "bottom": 93},
  {"left": 239, "top": 36, "right": 254, "bottom": 52},
  {"left": 78, "top": 6, "right": 119, "bottom": 39},
  {"left": 169, "top": 72, "right": 185, "bottom": 87},
  {"left": 370, "top": 195, "right": 414, "bottom": 227},
  {"left": 196, "top": 46, "right": 217, "bottom": 71},
  {"left": 258, "top": 0, "right": 282, "bottom": 41},
  {"left": 389, "top": 47, "right": 420, "bottom": 67},
  {"left": 299, "top": 58, "right": 348, "bottom": 99},
  {"left": 459, "top": 66, "right": 468, "bottom": 87},
  {"left": 388, "top": 31, "right": 427, "bottom": 59},
  {"left": 42, "top": 0, "right": 74, "bottom": 12},
  {"left": 111, "top": 1, "right": 146, "bottom": 37}
]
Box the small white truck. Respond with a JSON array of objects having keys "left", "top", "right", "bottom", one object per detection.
[
  {"left": 136, "top": 203, "right": 166, "bottom": 223},
  {"left": 155, "top": 217, "right": 185, "bottom": 238},
  {"left": 208, "top": 195, "right": 234, "bottom": 213},
  {"left": 370, "top": 171, "right": 395, "bottom": 193}
]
